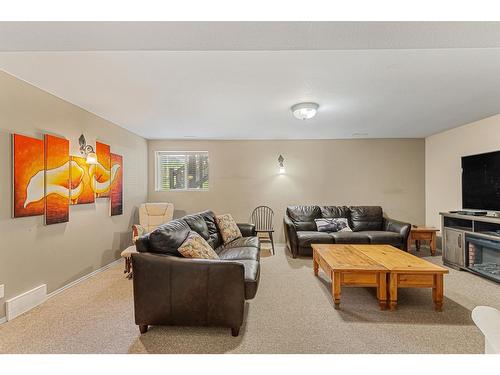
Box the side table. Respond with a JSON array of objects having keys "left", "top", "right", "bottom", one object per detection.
[
  {"left": 121, "top": 245, "right": 137, "bottom": 279},
  {"left": 407, "top": 226, "right": 439, "bottom": 256}
]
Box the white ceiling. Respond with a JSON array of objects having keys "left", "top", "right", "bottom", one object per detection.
[{"left": 1, "top": 22, "right": 500, "bottom": 140}]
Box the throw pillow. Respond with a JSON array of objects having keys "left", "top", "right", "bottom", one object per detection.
[
  {"left": 315, "top": 218, "right": 352, "bottom": 233},
  {"left": 215, "top": 213, "right": 242, "bottom": 244},
  {"left": 178, "top": 231, "right": 219, "bottom": 259}
]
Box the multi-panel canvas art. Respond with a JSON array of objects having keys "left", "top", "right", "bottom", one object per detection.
[
  {"left": 44, "top": 134, "right": 70, "bottom": 225},
  {"left": 12, "top": 134, "right": 45, "bottom": 218},
  {"left": 110, "top": 153, "right": 123, "bottom": 216},
  {"left": 95, "top": 141, "right": 111, "bottom": 198},
  {"left": 12, "top": 133, "right": 123, "bottom": 223},
  {"left": 70, "top": 156, "right": 95, "bottom": 205}
]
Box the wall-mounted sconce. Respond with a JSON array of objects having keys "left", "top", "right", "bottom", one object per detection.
[
  {"left": 278, "top": 154, "right": 285, "bottom": 174},
  {"left": 79, "top": 134, "right": 98, "bottom": 164}
]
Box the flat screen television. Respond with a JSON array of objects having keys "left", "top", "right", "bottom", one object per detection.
[{"left": 462, "top": 150, "right": 500, "bottom": 211}]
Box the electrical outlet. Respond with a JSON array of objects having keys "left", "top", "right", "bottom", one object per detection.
[{"left": 0, "top": 284, "right": 4, "bottom": 299}]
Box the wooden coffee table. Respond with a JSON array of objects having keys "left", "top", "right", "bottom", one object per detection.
[
  {"left": 312, "top": 244, "right": 449, "bottom": 311},
  {"left": 355, "top": 245, "right": 449, "bottom": 311},
  {"left": 312, "top": 244, "right": 389, "bottom": 310}
]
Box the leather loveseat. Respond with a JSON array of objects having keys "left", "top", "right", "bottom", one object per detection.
[
  {"left": 132, "top": 210, "right": 260, "bottom": 336},
  {"left": 284, "top": 205, "right": 411, "bottom": 258}
]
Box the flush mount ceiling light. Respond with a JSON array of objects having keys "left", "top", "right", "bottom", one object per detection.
[{"left": 291, "top": 102, "right": 319, "bottom": 120}]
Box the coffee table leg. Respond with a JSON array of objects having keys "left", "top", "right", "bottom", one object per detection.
[
  {"left": 433, "top": 274, "right": 444, "bottom": 311},
  {"left": 313, "top": 254, "right": 319, "bottom": 276},
  {"left": 378, "top": 273, "right": 387, "bottom": 310},
  {"left": 332, "top": 271, "right": 341, "bottom": 309},
  {"left": 389, "top": 273, "right": 398, "bottom": 311}
]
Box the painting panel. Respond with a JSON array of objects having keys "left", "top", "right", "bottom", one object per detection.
[
  {"left": 70, "top": 156, "right": 95, "bottom": 205},
  {"left": 45, "top": 134, "right": 70, "bottom": 225},
  {"left": 12, "top": 134, "right": 45, "bottom": 217},
  {"left": 95, "top": 141, "right": 111, "bottom": 198},
  {"left": 110, "top": 153, "right": 123, "bottom": 216}
]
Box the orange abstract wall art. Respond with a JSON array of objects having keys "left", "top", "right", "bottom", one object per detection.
[
  {"left": 110, "top": 153, "right": 123, "bottom": 216},
  {"left": 95, "top": 141, "right": 111, "bottom": 198},
  {"left": 70, "top": 156, "right": 95, "bottom": 205},
  {"left": 44, "top": 134, "right": 70, "bottom": 225},
  {"left": 12, "top": 134, "right": 45, "bottom": 218},
  {"left": 12, "top": 133, "right": 123, "bottom": 222}
]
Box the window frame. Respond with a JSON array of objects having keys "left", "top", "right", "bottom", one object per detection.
[{"left": 155, "top": 150, "right": 210, "bottom": 192}]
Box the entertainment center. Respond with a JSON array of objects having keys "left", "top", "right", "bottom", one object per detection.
[
  {"left": 440, "top": 149, "right": 500, "bottom": 283},
  {"left": 441, "top": 212, "right": 500, "bottom": 283}
]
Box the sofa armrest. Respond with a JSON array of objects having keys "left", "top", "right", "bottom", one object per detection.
[
  {"left": 132, "top": 252, "right": 245, "bottom": 330},
  {"left": 237, "top": 223, "right": 256, "bottom": 237},
  {"left": 283, "top": 215, "right": 299, "bottom": 258},
  {"left": 384, "top": 218, "right": 412, "bottom": 250}
]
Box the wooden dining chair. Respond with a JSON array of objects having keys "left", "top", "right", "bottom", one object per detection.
[{"left": 251, "top": 206, "right": 275, "bottom": 255}]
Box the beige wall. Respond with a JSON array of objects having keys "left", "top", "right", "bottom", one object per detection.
[
  {"left": 0, "top": 71, "right": 148, "bottom": 319},
  {"left": 148, "top": 139, "right": 425, "bottom": 242},
  {"left": 425, "top": 114, "right": 500, "bottom": 229}
]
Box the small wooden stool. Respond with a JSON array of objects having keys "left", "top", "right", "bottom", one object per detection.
[
  {"left": 121, "top": 245, "right": 137, "bottom": 279},
  {"left": 408, "top": 226, "right": 439, "bottom": 256}
]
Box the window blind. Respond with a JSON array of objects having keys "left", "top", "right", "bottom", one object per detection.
[{"left": 156, "top": 151, "right": 209, "bottom": 191}]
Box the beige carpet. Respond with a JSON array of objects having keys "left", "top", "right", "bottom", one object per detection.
[{"left": 1, "top": 244, "right": 498, "bottom": 354}]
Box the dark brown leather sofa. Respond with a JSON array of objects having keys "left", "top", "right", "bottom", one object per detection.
[
  {"left": 132, "top": 210, "right": 260, "bottom": 336},
  {"left": 284, "top": 205, "right": 411, "bottom": 258}
]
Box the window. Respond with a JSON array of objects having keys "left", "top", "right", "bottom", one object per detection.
[{"left": 155, "top": 151, "right": 209, "bottom": 191}]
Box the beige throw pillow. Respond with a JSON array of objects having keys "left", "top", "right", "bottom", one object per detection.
[
  {"left": 215, "top": 214, "right": 242, "bottom": 245},
  {"left": 178, "top": 231, "right": 219, "bottom": 259}
]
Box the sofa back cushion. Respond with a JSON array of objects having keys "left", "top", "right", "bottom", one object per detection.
[
  {"left": 197, "top": 210, "right": 223, "bottom": 249},
  {"left": 349, "top": 206, "right": 383, "bottom": 231},
  {"left": 183, "top": 212, "right": 210, "bottom": 240},
  {"left": 320, "top": 206, "right": 350, "bottom": 219},
  {"left": 135, "top": 233, "right": 151, "bottom": 253},
  {"left": 286, "top": 205, "right": 321, "bottom": 231},
  {"left": 147, "top": 219, "right": 191, "bottom": 256}
]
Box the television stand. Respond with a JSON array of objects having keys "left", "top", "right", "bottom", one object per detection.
[{"left": 440, "top": 212, "right": 500, "bottom": 283}]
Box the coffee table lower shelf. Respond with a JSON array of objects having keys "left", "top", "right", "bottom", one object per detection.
[{"left": 388, "top": 272, "right": 444, "bottom": 311}]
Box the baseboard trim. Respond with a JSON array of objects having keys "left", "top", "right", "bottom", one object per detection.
[
  {"left": 47, "top": 258, "right": 122, "bottom": 300},
  {"left": 6, "top": 284, "right": 47, "bottom": 321},
  {"left": 0, "top": 257, "right": 122, "bottom": 324}
]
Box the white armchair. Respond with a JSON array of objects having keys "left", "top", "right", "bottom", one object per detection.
[
  {"left": 472, "top": 306, "right": 500, "bottom": 354},
  {"left": 132, "top": 203, "right": 174, "bottom": 243}
]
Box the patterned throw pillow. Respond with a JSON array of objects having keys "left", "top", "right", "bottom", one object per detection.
[
  {"left": 215, "top": 214, "right": 242, "bottom": 244},
  {"left": 315, "top": 218, "right": 352, "bottom": 233},
  {"left": 178, "top": 231, "right": 220, "bottom": 259}
]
